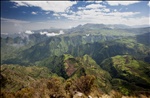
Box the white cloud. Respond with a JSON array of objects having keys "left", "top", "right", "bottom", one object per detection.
[
  {"left": 25, "top": 30, "right": 34, "bottom": 34},
  {"left": 61, "top": 14, "right": 68, "bottom": 17},
  {"left": 78, "top": 7, "right": 85, "bottom": 10},
  {"left": 46, "top": 33, "right": 58, "bottom": 37},
  {"left": 148, "top": 1, "right": 150, "bottom": 7},
  {"left": 86, "top": 1, "right": 102, "bottom": 3},
  {"left": 107, "top": 1, "right": 141, "bottom": 6},
  {"left": 95, "top": 1, "right": 103, "bottom": 4},
  {"left": 53, "top": 13, "right": 60, "bottom": 16},
  {"left": 60, "top": 7, "right": 149, "bottom": 26},
  {"left": 114, "top": 9, "right": 117, "bottom": 12},
  {"left": 59, "top": 30, "right": 64, "bottom": 34},
  {"left": 31, "top": 11, "right": 37, "bottom": 15},
  {"left": 12, "top": 1, "right": 77, "bottom": 12},
  {"left": 45, "top": 12, "right": 50, "bottom": 14},
  {"left": 86, "top": 4, "right": 105, "bottom": 9},
  {"left": 106, "top": 12, "right": 140, "bottom": 17},
  {"left": 61, "top": 6, "right": 140, "bottom": 20},
  {"left": 103, "top": 8, "right": 110, "bottom": 12},
  {"left": 86, "top": 1, "right": 95, "bottom": 3},
  {"left": 40, "top": 30, "right": 64, "bottom": 37}
]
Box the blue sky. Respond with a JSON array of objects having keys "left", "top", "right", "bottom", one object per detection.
[{"left": 1, "top": 0, "right": 150, "bottom": 33}]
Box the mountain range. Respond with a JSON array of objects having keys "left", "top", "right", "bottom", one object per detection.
[{"left": 1, "top": 23, "right": 150, "bottom": 97}]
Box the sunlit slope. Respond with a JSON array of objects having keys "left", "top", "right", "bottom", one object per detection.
[
  {"left": 1, "top": 26, "right": 150, "bottom": 65},
  {"left": 101, "top": 55, "right": 150, "bottom": 95}
]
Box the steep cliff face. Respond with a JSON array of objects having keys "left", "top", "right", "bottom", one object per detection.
[{"left": 39, "top": 54, "right": 112, "bottom": 92}]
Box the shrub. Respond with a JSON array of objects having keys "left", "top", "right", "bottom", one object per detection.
[
  {"left": 47, "top": 78, "right": 66, "bottom": 98},
  {"left": 74, "top": 75, "right": 96, "bottom": 95},
  {"left": 0, "top": 91, "right": 15, "bottom": 98},
  {"left": 15, "top": 87, "right": 34, "bottom": 98}
]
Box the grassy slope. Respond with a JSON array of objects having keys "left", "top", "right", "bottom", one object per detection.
[
  {"left": 1, "top": 64, "right": 53, "bottom": 92},
  {"left": 100, "top": 55, "right": 150, "bottom": 95}
]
